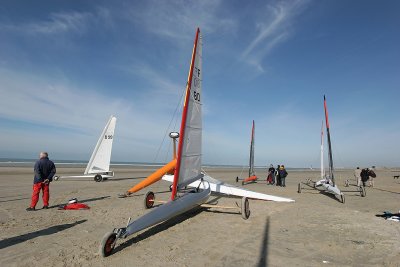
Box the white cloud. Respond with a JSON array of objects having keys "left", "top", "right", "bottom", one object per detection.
[
  {"left": 125, "top": 0, "right": 236, "bottom": 42},
  {"left": 240, "top": 0, "right": 310, "bottom": 73},
  {"left": 0, "top": 8, "right": 112, "bottom": 35},
  {"left": 0, "top": 67, "right": 184, "bottom": 162}
]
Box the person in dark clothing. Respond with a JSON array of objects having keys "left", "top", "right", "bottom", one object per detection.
[
  {"left": 275, "top": 165, "right": 281, "bottom": 186},
  {"left": 360, "top": 168, "right": 370, "bottom": 187},
  {"left": 278, "top": 165, "right": 288, "bottom": 187},
  {"left": 26, "top": 152, "right": 56, "bottom": 211},
  {"left": 267, "top": 164, "right": 275, "bottom": 185}
]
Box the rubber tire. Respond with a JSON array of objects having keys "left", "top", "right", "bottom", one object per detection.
[
  {"left": 297, "top": 183, "right": 302, "bottom": 193},
  {"left": 360, "top": 186, "right": 366, "bottom": 197},
  {"left": 340, "top": 194, "right": 345, "bottom": 204},
  {"left": 94, "top": 175, "right": 103, "bottom": 182},
  {"left": 169, "top": 184, "right": 172, "bottom": 192},
  {"left": 100, "top": 232, "right": 117, "bottom": 257},
  {"left": 241, "top": 197, "right": 250, "bottom": 220},
  {"left": 236, "top": 177, "right": 239, "bottom": 183},
  {"left": 241, "top": 181, "right": 244, "bottom": 186},
  {"left": 144, "top": 191, "right": 155, "bottom": 209},
  {"left": 53, "top": 176, "right": 59, "bottom": 181},
  {"left": 344, "top": 180, "right": 349, "bottom": 187}
]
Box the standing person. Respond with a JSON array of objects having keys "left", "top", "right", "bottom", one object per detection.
[
  {"left": 267, "top": 164, "right": 275, "bottom": 185},
  {"left": 279, "top": 165, "right": 288, "bottom": 187},
  {"left": 275, "top": 165, "right": 281, "bottom": 186},
  {"left": 26, "top": 152, "right": 56, "bottom": 211},
  {"left": 360, "top": 168, "right": 370, "bottom": 187},
  {"left": 354, "top": 167, "right": 362, "bottom": 187},
  {"left": 368, "top": 167, "right": 376, "bottom": 187}
]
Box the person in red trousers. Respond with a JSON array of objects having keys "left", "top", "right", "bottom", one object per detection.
[{"left": 26, "top": 152, "right": 56, "bottom": 211}]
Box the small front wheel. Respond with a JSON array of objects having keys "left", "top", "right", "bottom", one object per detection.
[
  {"left": 94, "top": 175, "right": 103, "bottom": 182},
  {"left": 297, "top": 183, "right": 302, "bottom": 193},
  {"left": 144, "top": 191, "right": 155, "bottom": 209},
  {"left": 241, "top": 197, "right": 250, "bottom": 220},
  {"left": 340, "top": 194, "right": 345, "bottom": 204},
  {"left": 100, "top": 232, "right": 117, "bottom": 257},
  {"left": 236, "top": 177, "right": 239, "bottom": 183}
]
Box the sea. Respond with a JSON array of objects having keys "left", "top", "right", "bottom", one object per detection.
[{"left": 0, "top": 158, "right": 318, "bottom": 171}]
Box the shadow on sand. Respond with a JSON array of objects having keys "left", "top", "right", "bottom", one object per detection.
[
  {"left": 0, "top": 197, "right": 30, "bottom": 203},
  {"left": 106, "top": 176, "right": 148, "bottom": 181},
  {"left": 257, "top": 216, "right": 270, "bottom": 267},
  {"left": 113, "top": 208, "right": 204, "bottom": 255},
  {"left": 0, "top": 219, "right": 87, "bottom": 249},
  {"left": 372, "top": 187, "right": 400, "bottom": 195}
]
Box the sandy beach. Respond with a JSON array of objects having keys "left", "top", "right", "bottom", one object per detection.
[{"left": 0, "top": 165, "right": 399, "bottom": 267}]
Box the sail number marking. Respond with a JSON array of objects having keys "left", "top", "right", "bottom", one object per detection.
[
  {"left": 105, "top": 135, "right": 113, "bottom": 139},
  {"left": 193, "top": 66, "right": 201, "bottom": 101},
  {"left": 193, "top": 91, "right": 200, "bottom": 102}
]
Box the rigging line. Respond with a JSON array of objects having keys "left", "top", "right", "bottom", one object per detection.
[
  {"left": 164, "top": 89, "right": 184, "bottom": 163},
  {"left": 152, "top": 85, "right": 186, "bottom": 164}
]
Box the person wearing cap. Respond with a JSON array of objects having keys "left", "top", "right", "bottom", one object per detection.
[
  {"left": 26, "top": 152, "right": 56, "bottom": 211},
  {"left": 278, "top": 165, "right": 288, "bottom": 187},
  {"left": 354, "top": 167, "right": 362, "bottom": 187}
]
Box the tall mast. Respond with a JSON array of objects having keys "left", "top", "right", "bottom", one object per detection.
[
  {"left": 324, "top": 95, "right": 335, "bottom": 186},
  {"left": 249, "top": 120, "right": 255, "bottom": 177}
]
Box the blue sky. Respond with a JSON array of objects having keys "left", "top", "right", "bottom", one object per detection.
[{"left": 0, "top": 0, "right": 399, "bottom": 167}]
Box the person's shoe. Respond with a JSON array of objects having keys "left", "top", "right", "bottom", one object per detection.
[
  {"left": 42, "top": 206, "right": 49, "bottom": 209},
  {"left": 26, "top": 207, "right": 35, "bottom": 211}
]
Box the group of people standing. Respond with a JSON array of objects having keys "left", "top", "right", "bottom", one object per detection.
[
  {"left": 267, "top": 164, "right": 288, "bottom": 187},
  {"left": 354, "top": 166, "right": 376, "bottom": 187}
]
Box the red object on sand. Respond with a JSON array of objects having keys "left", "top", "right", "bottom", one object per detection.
[
  {"left": 243, "top": 175, "right": 258, "bottom": 184},
  {"left": 61, "top": 203, "right": 90, "bottom": 210}
]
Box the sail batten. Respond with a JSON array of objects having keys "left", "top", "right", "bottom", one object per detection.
[{"left": 171, "top": 28, "right": 203, "bottom": 200}]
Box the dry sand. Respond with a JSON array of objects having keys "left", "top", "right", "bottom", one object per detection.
[{"left": 0, "top": 165, "right": 399, "bottom": 267}]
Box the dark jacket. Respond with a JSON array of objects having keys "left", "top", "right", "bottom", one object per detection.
[
  {"left": 278, "top": 169, "right": 288, "bottom": 178},
  {"left": 360, "top": 169, "right": 370, "bottom": 182},
  {"left": 34, "top": 157, "right": 56, "bottom": 184}
]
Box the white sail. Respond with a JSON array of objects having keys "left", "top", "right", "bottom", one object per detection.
[
  {"left": 173, "top": 28, "right": 203, "bottom": 193},
  {"left": 84, "top": 116, "right": 117, "bottom": 174}
]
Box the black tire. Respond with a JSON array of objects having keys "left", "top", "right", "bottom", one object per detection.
[
  {"left": 344, "top": 180, "right": 349, "bottom": 187},
  {"left": 144, "top": 191, "right": 155, "bottom": 209},
  {"left": 236, "top": 177, "right": 239, "bottom": 183},
  {"left": 94, "top": 175, "right": 103, "bottom": 182},
  {"left": 360, "top": 186, "right": 366, "bottom": 197},
  {"left": 53, "top": 176, "right": 60, "bottom": 181},
  {"left": 241, "top": 197, "right": 250, "bottom": 220},
  {"left": 340, "top": 194, "right": 345, "bottom": 204},
  {"left": 169, "top": 184, "right": 172, "bottom": 192},
  {"left": 297, "top": 183, "right": 302, "bottom": 193},
  {"left": 100, "top": 232, "right": 117, "bottom": 257}
]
